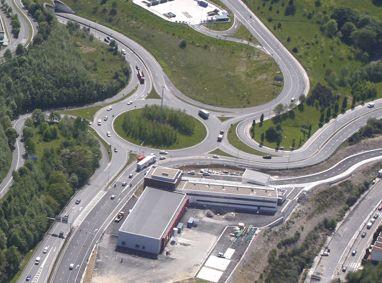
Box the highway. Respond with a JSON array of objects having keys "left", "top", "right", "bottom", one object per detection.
[
  {"left": 0, "top": 0, "right": 379, "bottom": 282},
  {"left": 311, "top": 180, "right": 382, "bottom": 282}
]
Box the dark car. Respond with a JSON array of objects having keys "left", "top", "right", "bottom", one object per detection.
[
  {"left": 75, "top": 199, "right": 81, "bottom": 205},
  {"left": 361, "top": 232, "right": 367, "bottom": 238},
  {"left": 26, "top": 275, "right": 32, "bottom": 281},
  {"left": 263, "top": 155, "right": 272, "bottom": 159}
]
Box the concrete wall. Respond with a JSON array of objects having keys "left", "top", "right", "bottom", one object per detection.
[{"left": 117, "top": 231, "right": 161, "bottom": 255}]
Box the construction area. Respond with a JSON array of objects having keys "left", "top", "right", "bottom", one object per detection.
[{"left": 133, "top": 0, "right": 229, "bottom": 25}]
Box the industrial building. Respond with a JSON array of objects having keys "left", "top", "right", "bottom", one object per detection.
[
  {"left": 144, "top": 166, "right": 183, "bottom": 190},
  {"left": 117, "top": 187, "right": 188, "bottom": 256},
  {"left": 177, "top": 178, "right": 278, "bottom": 214}
]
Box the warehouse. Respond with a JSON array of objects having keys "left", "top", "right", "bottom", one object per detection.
[
  {"left": 177, "top": 179, "right": 278, "bottom": 214},
  {"left": 144, "top": 166, "right": 183, "bottom": 190},
  {"left": 117, "top": 187, "right": 188, "bottom": 256}
]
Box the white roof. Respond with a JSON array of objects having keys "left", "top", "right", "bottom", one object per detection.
[
  {"left": 242, "top": 169, "right": 271, "bottom": 186},
  {"left": 197, "top": 267, "right": 223, "bottom": 283},
  {"left": 204, "top": 255, "right": 231, "bottom": 271}
]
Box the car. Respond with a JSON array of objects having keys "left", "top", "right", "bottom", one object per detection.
[
  {"left": 159, "top": 150, "right": 168, "bottom": 155},
  {"left": 129, "top": 173, "right": 133, "bottom": 178},
  {"left": 122, "top": 181, "right": 127, "bottom": 186},
  {"left": 106, "top": 106, "right": 112, "bottom": 111},
  {"left": 104, "top": 38, "right": 110, "bottom": 43},
  {"left": 342, "top": 266, "right": 347, "bottom": 272},
  {"left": 104, "top": 116, "right": 108, "bottom": 121},
  {"left": 69, "top": 263, "right": 74, "bottom": 270},
  {"left": 127, "top": 101, "right": 133, "bottom": 105},
  {"left": 371, "top": 218, "right": 376, "bottom": 224},
  {"left": 352, "top": 250, "right": 357, "bottom": 256},
  {"left": 43, "top": 246, "right": 49, "bottom": 254},
  {"left": 97, "top": 119, "right": 102, "bottom": 126},
  {"left": 159, "top": 156, "right": 166, "bottom": 160},
  {"left": 188, "top": 171, "right": 195, "bottom": 175},
  {"left": 110, "top": 195, "right": 116, "bottom": 200},
  {"left": 217, "top": 252, "right": 225, "bottom": 258},
  {"left": 35, "top": 257, "right": 41, "bottom": 265},
  {"left": 291, "top": 97, "right": 295, "bottom": 102},
  {"left": 114, "top": 147, "right": 118, "bottom": 153},
  {"left": 361, "top": 231, "right": 367, "bottom": 238},
  {"left": 367, "top": 102, "right": 375, "bottom": 108},
  {"left": 135, "top": 66, "right": 140, "bottom": 71},
  {"left": 114, "top": 211, "right": 125, "bottom": 222},
  {"left": 75, "top": 199, "right": 81, "bottom": 205},
  {"left": 59, "top": 231, "right": 65, "bottom": 239},
  {"left": 88, "top": 121, "right": 92, "bottom": 125},
  {"left": 219, "top": 130, "right": 224, "bottom": 135},
  {"left": 121, "top": 49, "right": 126, "bottom": 55},
  {"left": 373, "top": 214, "right": 379, "bottom": 219},
  {"left": 263, "top": 155, "right": 272, "bottom": 159},
  {"left": 26, "top": 275, "right": 32, "bottom": 281},
  {"left": 107, "top": 131, "right": 111, "bottom": 137},
  {"left": 212, "top": 155, "right": 219, "bottom": 159}
]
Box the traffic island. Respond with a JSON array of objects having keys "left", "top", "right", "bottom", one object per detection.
[{"left": 114, "top": 105, "right": 206, "bottom": 149}]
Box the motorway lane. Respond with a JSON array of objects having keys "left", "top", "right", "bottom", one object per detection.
[{"left": 312, "top": 180, "right": 382, "bottom": 282}]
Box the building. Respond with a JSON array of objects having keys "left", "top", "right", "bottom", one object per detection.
[
  {"left": 117, "top": 187, "right": 188, "bottom": 256},
  {"left": 144, "top": 166, "right": 183, "bottom": 190},
  {"left": 371, "top": 232, "right": 382, "bottom": 261},
  {"left": 242, "top": 169, "right": 271, "bottom": 186},
  {"left": 177, "top": 178, "right": 278, "bottom": 214}
]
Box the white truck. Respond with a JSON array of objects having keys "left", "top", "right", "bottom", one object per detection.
[{"left": 136, "top": 154, "right": 156, "bottom": 171}]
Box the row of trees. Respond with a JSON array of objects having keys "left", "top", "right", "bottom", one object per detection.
[
  {"left": 0, "top": 112, "right": 100, "bottom": 281},
  {"left": 122, "top": 106, "right": 196, "bottom": 147},
  {"left": 348, "top": 118, "right": 382, "bottom": 145},
  {"left": 0, "top": 0, "right": 20, "bottom": 38}
]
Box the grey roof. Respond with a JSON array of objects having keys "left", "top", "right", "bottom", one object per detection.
[
  {"left": 147, "top": 166, "right": 182, "bottom": 183},
  {"left": 242, "top": 169, "right": 270, "bottom": 186},
  {"left": 119, "top": 187, "right": 186, "bottom": 239}
]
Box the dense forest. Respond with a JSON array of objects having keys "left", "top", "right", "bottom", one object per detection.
[
  {"left": 0, "top": 112, "right": 100, "bottom": 281},
  {"left": 0, "top": 1, "right": 127, "bottom": 281},
  {"left": 122, "top": 105, "right": 196, "bottom": 147}
]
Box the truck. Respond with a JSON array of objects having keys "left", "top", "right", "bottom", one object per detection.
[
  {"left": 137, "top": 70, "right": 145, "bottom": 84},
  {"left": 198, "top": 109, "right": 210, "bottom": 120},
  {"left": 136, "top": 154, "right": 156, "bottom": 171},
  {"left": 217, "top": 134, "right": 223, "bottom": 142}
]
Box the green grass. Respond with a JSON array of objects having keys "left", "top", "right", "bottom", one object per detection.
[
  {"left": 69, "top": 27, "right": 127, "bottom": 84},
  {"left": 228, "top": 122, "right": 265, "bottom": 156},
  {"left": 253, "top": 105, "right": 321, "bottom": 149},
  {"left": 114, "top": 109, "right": 206, "bottom": 149},
  {"left": 89, "top": 127, "right": 112, "bottom": 161},
  {"left": 209, "top": 148, "right": 235, "bottom": 157},
  {"left": 234, "top": 25, "right": 258, "bottom": 44},
  {"left": 205, "top": 21, "right": 233, "bottom": 31},
  {"left": 146, "top": 89, "right": 161, "bottom": 99},
  {"left": 61, "top": 0, "right": 281, "bottom": 108}
]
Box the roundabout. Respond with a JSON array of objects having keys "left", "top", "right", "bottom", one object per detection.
[{"left": 113, "top": 105, "right": 207, "bottom": 150}]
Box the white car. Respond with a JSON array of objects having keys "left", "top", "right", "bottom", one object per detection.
[
  {"left": 104, "top": 116, "right": 108, "bottom": 121},
  {"left": 121, "top": 49, "right": 126, "bottom": 55},
  {"left": 159, "top": 150, "right": 168, "bottom": 155},
  {"left": 122, "top": 181, "right": 127, "bottom": 186},
  {"left": 106, "top": 106, "right": 112, "bottom": 111},
  {"left": 368, "top": 102, "right": 375, "bottom": 108},
  {"left": 35, "top": 257, "right": 41, "bottom": 265},
  {"left": 43, "top": 246, "right": 49, "bottom": 254},
  {"left": 107, "top": 131, "right": 111, "bottom": 137},
  {"left": 127, "top": 101, "right": 133, "bottom": 105},
  {"left": 69, "top": 263, "right": 74, "bottom": 270},
  {"left": 88, "top": 121, "right": 92, "bottom": 125},
  {"left": 159, "top": 156, "right": 166, "bottom": 160}
]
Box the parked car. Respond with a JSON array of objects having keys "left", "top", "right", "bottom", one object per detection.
[
  {"left": 26, "top": 275, "right": 32, "bottom": 281},
  {"left": 361, "top": 232, "right": 367, "bottom": 238},
  {"left": 114, "top": 211, "right": 125, "bottom": 222}
]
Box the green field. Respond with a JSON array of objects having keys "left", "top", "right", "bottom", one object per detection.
[
  {"left": 60, "top": 0, "right": 281, "bottom": 108},
  {"left": 114, "top": 108, "right": 206, "bottom": 149}
]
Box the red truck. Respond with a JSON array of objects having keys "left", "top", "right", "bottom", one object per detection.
[{"left": 137, "top": 70, "right": 145, "bottom": 84}]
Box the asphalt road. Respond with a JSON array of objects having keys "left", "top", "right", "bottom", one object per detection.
[{"left": 312, "top": 180, "right": 382, "bottom": 282}]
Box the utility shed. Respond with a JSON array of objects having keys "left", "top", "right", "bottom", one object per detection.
[
  {"left": 117, "top": 187, "right": 188, "bottom": 256},
  {"left": 242, "top": 169, "right": 271, "bottom": 186}
]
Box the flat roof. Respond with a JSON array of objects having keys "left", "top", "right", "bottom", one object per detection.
[
  {"left": 178, "top": 179, "right": 278, "bottom": 199},
  {"left": 242, "top": 169, "right": 271, "bottom": 186},
  {"left": 147, "top": 166, "right": 181, "bottom": 181},
  {"left": 119, "top": 187, "right": 186, "bottom": 239}
]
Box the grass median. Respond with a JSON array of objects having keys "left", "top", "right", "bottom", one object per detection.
[
  {"left": 228, "top": 122, "right": 265, "bottom": 156},
  {"left": 60, "top": 0, "right": 282, "bottom": 108}
]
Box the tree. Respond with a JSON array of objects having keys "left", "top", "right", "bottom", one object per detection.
[
  {"left": 32, "top": 109, "right": 45, "bottom": 126},
  {"left": 4, "top": 49, "right": 11, "bottom": 60},
  {"left": 260, "top": 113, "right": 264, "bottom": 127},
  {"left": 265, "top": 126, "right": 282, "bottom": 143},
  {"left": 274, "top": 104, "right": 285, "bottom": 115},
  {"left": 179, "top": 39, "right": 187, "bottom": 49},
  {"left": 15, "top": 44, "right": 26, "bottom": 55},
  {"left": 341, "top": 96, "right": 348, "bottom": 113},
  {"left": 323, "top": 19, "right": 338, "bottom": 37},
  {"left": 5, "top": 128, "right": 18, "bottom": 149}
]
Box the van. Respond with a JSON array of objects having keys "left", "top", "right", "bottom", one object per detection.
[{"left": 35, "top": 257, "right": 41, "bottom": 265}]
